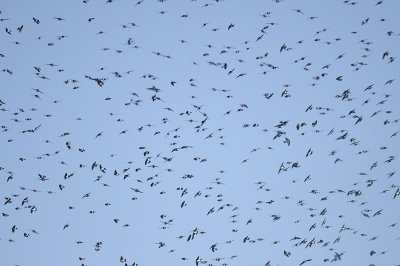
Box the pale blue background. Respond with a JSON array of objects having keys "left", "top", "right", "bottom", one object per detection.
[{"left": 1, "top": 0, "right": 399, "bottom": 265}]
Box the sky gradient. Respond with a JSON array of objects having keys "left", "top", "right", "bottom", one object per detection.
[{"left": 1, "top": 0, "right": 400, "bottom": 265}]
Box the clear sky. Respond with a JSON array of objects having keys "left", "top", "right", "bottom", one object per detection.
[{"left": 1, "top": 0, "right": 399, "bottom": 265}]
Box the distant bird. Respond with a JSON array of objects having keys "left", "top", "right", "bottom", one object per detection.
[
  {"left": 394, "top": 188, "right": 400, "bottom": 199},
  {"left": 280, "top": 43, "right": 287, "bottom": 52},
  {"left": 82, "top": 192, "right": 91, "bottom": 199}
]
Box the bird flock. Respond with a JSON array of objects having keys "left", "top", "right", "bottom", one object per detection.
[{"left": 1, "top": 0, "right": 400, "bottom": 265}]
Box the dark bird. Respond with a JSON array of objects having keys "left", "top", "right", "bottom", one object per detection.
[{"left": 280, "top": 43, "right": 287, "bottom": 52}]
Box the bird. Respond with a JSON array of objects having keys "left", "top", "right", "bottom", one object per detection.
[
  {"left": 394, "top": 188, "right": 400, "bottom": 199},
  {"left": 280, "top": 43, "right": 287, "bottom": 52},
  {"left": 81, "top": 192, "right": 91, "bottom": 199}
]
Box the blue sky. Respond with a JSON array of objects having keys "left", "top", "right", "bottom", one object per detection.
[{"left": 1, "top": 0, "right": 400, "bottom": 265}]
